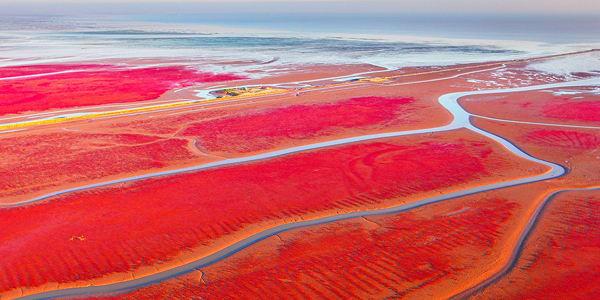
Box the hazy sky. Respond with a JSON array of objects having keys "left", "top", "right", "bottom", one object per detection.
[{"left": 0, "top": 0, "right": 599, "bottom": 15}]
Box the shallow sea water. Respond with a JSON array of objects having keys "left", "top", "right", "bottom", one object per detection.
[{"left": 0, "top": 13, "right": 599, "bottom": 75}]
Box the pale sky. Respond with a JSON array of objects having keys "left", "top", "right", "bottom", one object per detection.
[{"left": 0, "top": 0, "right": 599, "bottom": 15}]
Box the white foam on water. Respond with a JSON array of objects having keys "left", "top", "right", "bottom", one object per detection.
[
  {"left": 527, "top": 51, "right": 600, "bottom": 79},
  {"left": 540, "top": 87, "right": 600, "bottom": 96}
]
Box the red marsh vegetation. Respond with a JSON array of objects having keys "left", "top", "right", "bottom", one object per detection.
[
  {"left": 2, "top": 96, "right": 425, "bottom": 202},
  {"left": 0, "top": 130, "right": 541, "bottom": 293},
  {"left": 179, "top": 96, "right": 418, "bottom": 154},
  {"left": 473, "top": 191, "right": 600, "bottom": 299},
  {"left": 82, "top": 198, "right": 518, "bottom": 300},
  {"left": 0, "top": 65, "right": 246, "bottom": 116},
  {"left": 471, "top": 118, "right": 600, "bottom": 186},
  {"left": 0, "top": 132, "right": 199, "bottom": 201},
  {"left": 460, "top": 91, "right": 600, "bottom": 126}
]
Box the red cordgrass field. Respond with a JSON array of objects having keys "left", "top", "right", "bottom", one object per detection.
[
  {"left": 83, "top": 198, "right": 518, "bottom": 300},
  {"left": 475, "top": 192, "right": 600, "bottom": 299},
  {"left": 1, "top": 96, "right": 421, "bottom": 201},
  {"left": 460, "top": 92, "right": 600, "bottom": 126},
  {"left": 0, "top": 64, "right": 246, "bottom": 115},
  {"left": 0, "top": 133, "right": 196, "bottom": 199},
  {"left": 179, "top": 96, "right": 418, "bottom": 153},
  {"left": 543, "top": 100, "right": 600, "bottom": 123},
  {"left": 0, "top": 132, "right": 532, "bottom": 292},
  {"left": 4, "top": 56, "right": 595, "bottom": 300},
  {"left": 522, "top": 129, "right": 600, "bottom": 150}
]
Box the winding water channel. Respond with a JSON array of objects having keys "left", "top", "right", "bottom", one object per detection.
[
  {"left": 450, "top": 185, "right": 600, "bottom": 300},
  {"left": 12, "top": 75, "right": 600, "bottom": 300}
]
